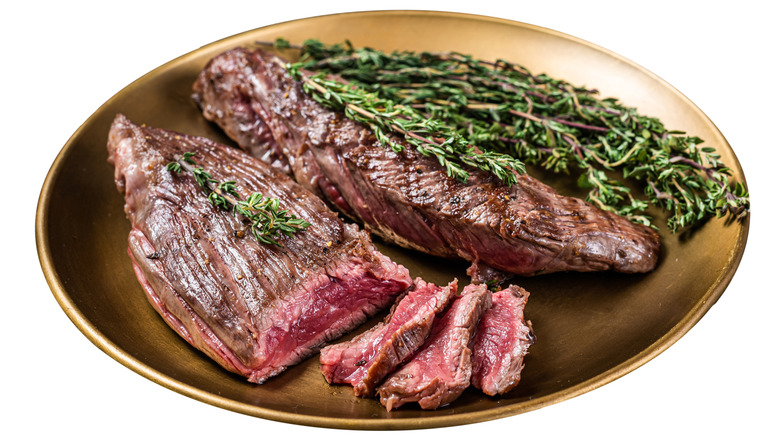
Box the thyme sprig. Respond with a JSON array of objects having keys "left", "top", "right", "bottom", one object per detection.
[
  {"left": 279, "top": 59, "right": 525, "bottom": 185},
  {"left": 278, "top": 38, "right": 750, "bottom": 233},
  {"left": 166, "top": 152, "right": 311, "bottom": 245}
]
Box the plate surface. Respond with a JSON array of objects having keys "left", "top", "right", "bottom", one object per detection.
[{"left": 36, "top": 10, "right": 748, "bottom": 430}]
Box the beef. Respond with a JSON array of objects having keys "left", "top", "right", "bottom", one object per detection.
[
  {"left": 192, "top": 47, "right": 662, "bottom": 280},
  {"left": 470, "top": 285, "right": 535, "bottom": 396},
  {"left": 377, "top": 284, "right": 491, "bottom": 410},
  {"left": 107, "top": 114, "right": 413, "bottom": 383},
  {"left": 319, "top": 278, "right": 457, "bottom": 397}
]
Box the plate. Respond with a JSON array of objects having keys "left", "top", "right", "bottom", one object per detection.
[{"left": 35, "top": 10, "right": 748, "bottom": 430}]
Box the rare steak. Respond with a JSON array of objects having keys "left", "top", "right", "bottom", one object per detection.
[
  {"left": 470, "top": 285, "right": 535, "bottom": 395},
  {"left": 319, "top": 278, "right": 457, "bottom": 397},
  {"left": 377, "top": 284, "right": 491, "bottom": 410},
  {"left": 192, "top": 47, "right": 661, "bottom": 280},
  {"left": 107, "top": 114, "right": 413, "bottom": 383}
]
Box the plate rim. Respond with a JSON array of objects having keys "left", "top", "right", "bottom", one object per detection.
[{"left": 35, "top": 9, "right": 750, "bottom": 430}]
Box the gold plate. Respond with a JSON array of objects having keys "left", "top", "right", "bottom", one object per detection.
[{"left": 35, "top": 11, "right": 748, "bottom": 430}]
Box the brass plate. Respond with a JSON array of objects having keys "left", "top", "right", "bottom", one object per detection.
[{"left": 35, "top": 10, "right": 748, "bottom": 430}]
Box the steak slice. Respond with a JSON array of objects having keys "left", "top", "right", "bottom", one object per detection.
[
  {"left": 470, "top": 285, "right": 535, "bottom": 396},
  {"left": 192, "top": 47, "right": 661, "bottom": 280},
  {"left": 319, "top": 278, "right": 457, "bottom": 397},
  {"left": 107, "top": 114, "right": 413, "bottom": 383},
  {"left": 377, "top": 284, "right": 492, "bottom": 410}
]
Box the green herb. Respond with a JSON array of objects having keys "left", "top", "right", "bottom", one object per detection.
[
  {"left": 278, "top": 58, "right": 525, "bottom": 185},
  {"left": 273, "top": 38, "right": 749, "bottom": 233},
  {"left": 167, "top": 152, "right": 311, "bottom": 245}
]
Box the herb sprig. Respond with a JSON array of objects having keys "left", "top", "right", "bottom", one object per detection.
[
  {"left": 279, "top": 59, "right": 525, "bottom": 185},
  {"left": 167, "top": 152, "right": 311, "bottom": 245},
  {"left": 274, "top": 38, "right": 750, "bottom": 233}
]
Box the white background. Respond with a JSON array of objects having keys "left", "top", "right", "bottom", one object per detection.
[{"left": 3, "top": 1, "right": 777, "bottom": 436}]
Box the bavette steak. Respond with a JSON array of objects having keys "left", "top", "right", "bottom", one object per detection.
[
  {"left": 470, "top": 285, "right": 535, "bottom": 396},
  {"left": 377, "top": 283, "right": 492, "bottom": 410},
  {"left": 107, "top": 114, "right": 413, "bottom": 383},
  {"left": 192, "top": 47, "right": 661, "bottom": 281},
  {"left": 319, "top": 278, "right": 457, "bottom": 397}
]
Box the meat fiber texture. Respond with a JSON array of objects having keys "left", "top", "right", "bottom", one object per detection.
[
  {"left": 107, "top": 114, "right": 413, "bottom": 383},
  {"left": 319, "top": 278, "right": 458, "bottom": 397},
  {"left": 470, "top": 285, "right": 536, "bottom": 396},
  {"left": 192, "top": 47, "right": 662, "bottom": 282},
  {"left": 377, "top": 283, "right": 492, "bottom": 410}
]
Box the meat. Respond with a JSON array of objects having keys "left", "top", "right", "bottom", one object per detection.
[
  {"left": 319, "top": 278, "right": 457, "bottom": 397},
  {"left": 192, "top": 46, "right": 661, "bottom": 280},
  {"left": 470, "top": 285, "right": 535, "bottom": 396},
  {"left": 377, "top": 284, "right": 491, "bottom": 410},
  {"left": 107, "top": 114, "right": 413, "bottom": 383}
]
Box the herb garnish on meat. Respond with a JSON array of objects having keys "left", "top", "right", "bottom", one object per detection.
[
  {"left": 274, "top": 38, "right": 749, "bottom": 233},
  {"left": 167, "top": 152, "right": 311, "bottom": 245},
  {"left": 281, "top": 59, "right": 525, "bottom": 186}
]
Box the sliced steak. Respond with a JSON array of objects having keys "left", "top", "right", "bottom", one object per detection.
[
  {"left": 192, "top": 47, "right": 661, "bottom": 280},
  {"left": 377, "top": 283, "right": 491, "bottom": 410},
  {"left": 319, "top": 278, "right": 457, "bottom": 397},
  {"left": 470, "top": 285, "right": 535, "bottom": 395},
  {"left": 107, "top": 114, "right": 413, "bottom": 383}
]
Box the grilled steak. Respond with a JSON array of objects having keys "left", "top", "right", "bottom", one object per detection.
[
  {"left": 470, "top": 285, "right": 535, "bottom": 395},
  {"left": 107, "top": 114, "right": 413, "bottom": 383},
  {"left": 192, "top": 47, "right": 662, "bottom": 280},
  {"left": 319, "top": 278, "right": 457, "bottom": 397},
  {"left": 377, "top": 284, "right": 491, "bottom": 410}
]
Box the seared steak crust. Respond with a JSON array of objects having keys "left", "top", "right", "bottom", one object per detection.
[
  {"left": 107, "top": 114, "right": 412, "bottom": 383},
  {"left": 193, "top": 47, "right": 661, "bottom": 279}
]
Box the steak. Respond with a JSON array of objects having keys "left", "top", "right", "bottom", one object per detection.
[
  {"left": 319, "top": 278, "right": 457, "bottom": 397},
  {"left": 377, "top": 283, "right": 491, "bottom": 410},
  {"left": 192, "top": 47, "right": 662, "bottom": 280},
  {"left": 107, "top": 114, "right": 413, "bottom": 383},
  {"left": 470, "top": 285, "right": 535, "bottom": 396}
]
